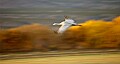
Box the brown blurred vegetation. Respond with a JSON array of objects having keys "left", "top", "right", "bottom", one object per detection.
[
  {"left": 0, "top": 16, "right": 120, "bottom": 52},
  {"left": 0, "top": 24, "right": 59, "bottom": 52}
]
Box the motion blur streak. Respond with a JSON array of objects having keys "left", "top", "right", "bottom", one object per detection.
[{"left": 0, "top": 16, "right": 120, "bottom": 52}]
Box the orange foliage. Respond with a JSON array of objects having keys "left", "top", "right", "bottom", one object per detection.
[
  {"left": 113, "top": 16, "right": 120, "bottom": 24},
  {"left": 66, "top": 16, "right": 120, "bottom": 49},
  {"left": 0, "top": 24, "right": 58, "bottom": 52},
  {"left": 0, "top": 30, "right": 33, "bottom": 52},
  {"left": 0, "top": 16, "right": 120, "bottom": 52}
]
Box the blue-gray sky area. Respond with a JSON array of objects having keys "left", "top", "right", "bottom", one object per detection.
[
  {"left": 0, "top": 0, "right": 120, "bottom": 10},
  {"left": 0, "top": 0, "right": 120, "bottom": 28}
]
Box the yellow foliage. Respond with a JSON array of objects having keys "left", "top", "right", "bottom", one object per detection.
[
  {"left": 66, "top": 16, "right": 120, "bottom": 49},
  {"left": 113, "top": 16, "right": 120, "bottom": 24},
  {"left": 1, "top": 16, "right": 120, "bottom": 52}
]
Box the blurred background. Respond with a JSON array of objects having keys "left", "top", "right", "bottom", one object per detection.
[
  {"left": 0, "top": 0, "right": 120, "bottom": 28},
  {"left": 0, "top": 0, "right": 120, "bottom": 52}
]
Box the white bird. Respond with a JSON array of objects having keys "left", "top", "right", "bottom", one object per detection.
[{"left": 53, "top": 16, "right": 81, "bottom": 34}]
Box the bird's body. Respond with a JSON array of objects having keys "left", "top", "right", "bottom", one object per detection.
[
  {"left": 53, "top": 18, "right": 78, "bottom": 34},
  {"left": 58, "top": 19, "right": 76, "bottom": 33}
]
